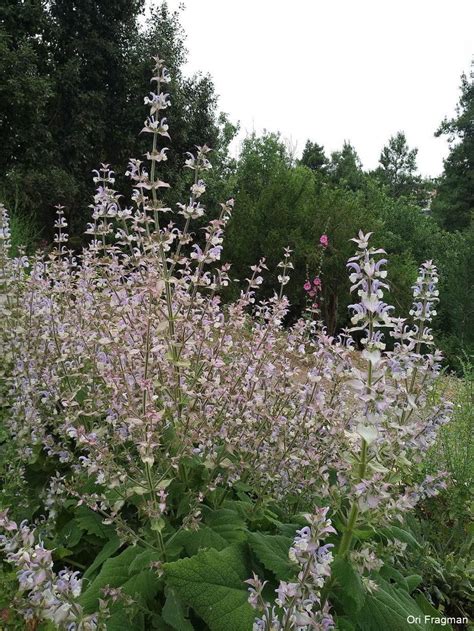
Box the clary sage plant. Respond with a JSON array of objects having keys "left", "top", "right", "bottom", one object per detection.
[{"left": 0, "top": 57, "right": 451, "bottom": 631}]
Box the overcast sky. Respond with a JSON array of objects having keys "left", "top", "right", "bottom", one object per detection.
[{"left": 158, "top": 0, "right": 473, "bottom": 177}]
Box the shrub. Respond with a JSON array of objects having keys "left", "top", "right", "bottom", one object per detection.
[{"left": 0, "top": 57, "right": 457, "bottom": 630}]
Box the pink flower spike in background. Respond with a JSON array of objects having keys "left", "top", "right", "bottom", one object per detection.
[{"left": 320, "top": 234, "right": 329, "bottom": 247}]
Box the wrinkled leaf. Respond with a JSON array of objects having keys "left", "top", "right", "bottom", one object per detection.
[
  {"left": 248, "top": 532, "right": 295, "bottom": 580},
  {"left": 163, "top": 544, "right": 254, "bottom": 631}
]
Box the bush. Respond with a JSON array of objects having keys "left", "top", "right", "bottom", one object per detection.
[{"left": 0, "top": 57, "right": 463, "bottom": 630}]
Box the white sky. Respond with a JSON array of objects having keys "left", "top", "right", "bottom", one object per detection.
[{"left": 157, "top": 0, "right": 473, "bottom": 177}]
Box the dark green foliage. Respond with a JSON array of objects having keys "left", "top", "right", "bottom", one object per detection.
[
  {"left": 0, "top": 1, "right": 233, "bottom": 241},
  {"left": 300, "top": 140, "right": 328, "bottom": 173},
  {"left": 373, "top": 131, "right": 429, "bottom": 205},
  {"left": 248, "top": 532, "right": 296, "bottom": 580},
  {"left": 328, "top": 141, "right": 366, "bottom": 191},
  {"left": 432, "top": 65, "right": 474, "bottom": 231},
  {"left": 222, "top": 127, "right": 472, "bottom": 364},
  {"left": 164, "top": 545, "right": 255, "bottom": 631},
  {"left": 354, "top": 577, "right": 451, "bottom": 631}
]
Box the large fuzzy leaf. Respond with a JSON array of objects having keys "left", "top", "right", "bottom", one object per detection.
[
  {"left": 82, "top": 535, "right": 122, "bottom": 581},
  {"left": 331, "top": 558, "right": 366, "bottom": 615},
  {"left": 80, "top": 546, "right": 162, "bottom": 613},
  {"left": 201, "top": 507, "right": 247, "bottom": 544},
  {"left": 355, "top": 578, "right": 451, "bottom": 631},
  {"left": 163, "top": 544, "right": 254, "bottom": 631},
  {"left": 75, "top": 506, "right": 114, "bottom": 540},
  {"left": 248, "top": 532, "right": 295, "bottom": 580},
  {"left": 162, "top": 587, "right": 194, "bottom": 631},
  {"left": 175, "top": 526, "right": 229, "bottom": 556}
]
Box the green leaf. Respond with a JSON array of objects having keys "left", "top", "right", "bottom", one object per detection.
[
  {"left": 414, "top": 593, "right": 453, "bottom": 629},
  {"left": 379, "top": 565, "right": 409, "bottom": 591},
  {"left": 80, "top": 547, "right": 139, "bottom": 612},
  {"left": 175, "top": 526, "right": 228, "bottom": 556},
  {"left": 380, "top": 525, "right": 421, "bottom": 549},
  {"left": 59, "top": 519, "right": 83, "bottom": 548},
  {"left": 162, "top": 587, "right": 194, "bottom": 631},
  {"left": 277, "top": 522, "right": 300, "bottom": 538},
  {"left": 107, "top": 609, "right": 145, "bottom": 631},
  {"left": 75, "top": 506, "right": 113, "bottom": 539},
  {"left": 353, "top": 528, "right": 376, "bottom": 541},
  {"left": 128, "top": 548, "right": 162, "bottom": 574},
  {"left": 248, "top": 532, "right": 295, "bottom": 580},
  {"left": 355, "top": 578, "right": 451, "bottom": 631},
  {"left": 163, "top": 544, "right": 254, "bottom": 631},
  {"left": 123, "top": 568, "right": 161, "bottom": 604},
  {"left": 202, "top": 507, "right": 247, "bottom": 544},
  {"left": 53, "top": 546, "right": 74, "bottom": 559},
  {"left": 83, "top": 536, "right": 122, "bottom": 580},
  {"left": 80, "top": 546, "right": 162, "bottom": 613},
  {"left": 405, "top": 575, "right": 423, "bottom": 593},
  {"left": 337, "top": 617, "right": 357, "bottom": 631},
  {"left": 331, "top": 558, "right": 366, "bottom": 615}
]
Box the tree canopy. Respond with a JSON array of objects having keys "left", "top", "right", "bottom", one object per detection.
[{"left": 432, "top": 64, "right": 474, "bottom": 231}]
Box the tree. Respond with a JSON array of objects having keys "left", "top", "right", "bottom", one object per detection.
[
  {"left": 432, "top": 64, "right": 474, "bottom": 231},
  {"left": 374, "top": 131, "right": 425, "bottom": 202},
  {"left": 0, "top": 2, "right": 233, "bottom": 242},
  {"left": 327, "top": 141, "right": 365, "bottom": 191},
  {"left": 300, "top": 140, "right": 328, "bottom": 173}
]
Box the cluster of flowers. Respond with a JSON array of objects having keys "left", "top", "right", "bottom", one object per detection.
[
  {"left": 0, "top": 510, "right": 104, "bottom": 629},
  {"left": 0, "top": 56, "right": 452, "bottom": 627},
  {"left": 303, "top": 234, "right": 328, "bottom": 314},
  {"left": 247, "top": 508, "right": 335, "bottom": 630}
]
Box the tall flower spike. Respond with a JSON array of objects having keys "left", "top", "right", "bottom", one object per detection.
[
  {"left": 136, "top": 56, "right": 172, "bottom": 225},
  {"left": 347, "top": 230, "right": 393, "bottom": 346},
  {"left": 409, "top": 260, "right": 439, "bottom": 342},
  {"left": 0, "top": 203, "right": 11, "bottom": 254},
  {"left": 53, "top": 205, "right": 68, "bottom": 250}
]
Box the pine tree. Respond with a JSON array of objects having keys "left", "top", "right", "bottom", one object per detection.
[
  {"left": 375, "top": 131, "right": 424, "bottom": 202},
  {"left": 432, "top": 64, "right": 473, "bottom": 231},
  {"left": 300, "top": 140, "right": 328, "bottom": 173}
]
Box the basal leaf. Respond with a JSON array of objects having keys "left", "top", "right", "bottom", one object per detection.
[
  {"left": 414, "top": 593, "right": 453, "bottom": 630},
  {"left": 248, "top": 532, "right": 295, "bottom": 580},
  {"left": 355, "top": 578, "right": 451, "bottom": 631},
  {"left": 202, "top": 507, "right": 247, "bottom": 544},
  {"left": 75, "top": 505, "right": 114, "bottom": 539},
  {"left": 175, "top": 526, "right": 228, "bottom": 556},
  {"left": 162, "top": 586, "right": 194, "bottom": 631},
  {"left": 80, "top": 546, "right": 161, "bottom": 613},
  {"left": 331, "top": 557, "right": 366, "bottom": 615},
  {"left": 163, "top": 544, "right": 254, "bottom": 631},
  {"left": 83, "top": 536, "right": 122, "bottom": 580}
]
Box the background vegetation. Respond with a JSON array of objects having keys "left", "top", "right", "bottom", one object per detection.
[
  {"left": 1, "top": 1, "right": 472, "bottom": 371},
  {"left": 0, "top": 2, "right": 473, "bottom": 629},
  {"left": 1, "top": 0, "right": 472, "bottom": 368}
]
